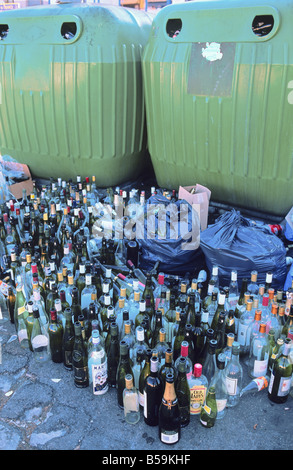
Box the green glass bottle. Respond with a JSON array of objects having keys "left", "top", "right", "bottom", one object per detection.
[
  {"left": 200, "top": 384, "right": 217, "bottom": 428},
  {"left": 62, "top": 307, "right": 75, "bottom": 370},
  {"left": 158, "top": 372, "right": 181, "bottom": 445},
  {"left": 72, "top": 321, "right": 89, "bottom": 388},
  {"left": 139, "top": 348, "right": 152, "bottom": 409},
  {"left": 173, "top": 310, "right": 187, "bottom": 362},
  {"left": 107, "top": 323, "right": 120, "bottom": 388},
  {"left": 175, "top": 357, "right": 191, "bottom": 428},
  {"left": 48, "top": 308, "right": 64, "bottom": 363},
  {"left": 268, "top": 340, "right": 292, "bottom": 404},
  {"left": 116, "top": 340, "right": 134, "bottom": 408}
]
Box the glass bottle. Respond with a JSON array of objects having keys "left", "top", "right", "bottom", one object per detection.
[
  {"left": 88, "top": 330, "right": 108, "bottom": 395},
  {"left": 268, "top": 340, "right": 292, "bottom": 404},
  {"left": 107, "top": 323, "right": 120, "bottom": 389},
  {"left": 139, "top": 348, "right": 152, "bottom": 409},
  {"left": 268, "top": 303, "right": 282, "bottom": 340},
  {"left": 132, "top": 325, "right": 148, "bottom": 364},
  {"left": 117, "top": 340, "right": 134, "bottom": 409},
  {"left": 222, "top": 332, "right": 235, "bottom": 366},
  {"left": 224, "top": 341, "right": 243, "bottom": 407},
  {"left": 159, "top": 348, "right": 178, "bottom": 389},
  {"left": 214, "top": 311, "right": 227, "bottom": 357},
  {"left": 192, "top": 313, "right": 205, "bottom": 365},
  {"left": 210, "top": 290, "right": 226, "bottom": 331},
  {"left": 175, "top": 357, "right": 190, "bottom": 428},
  {"left": 237, "top": 298, "right": 254, "bottom": 356},
  {"left": 269, "top": 337, "right": 284, "bottom": 372},
  {"left": 248, "top": 323, "right": 270, "bottom": 378},
  {"left": 240, "top": 375, "right": 270, "bottom": 397},
  {"left": 234, "top": 278, "right": 248, "bottom": 333},
  {"left": 200, "top": 384, "right": 217, "bottom": 428},
  {"left": 225, "top": 309, "right": 236, "bottom": 337},
  {"left": 144, "top": 356, "right": 163, "bottom": 426},
  {"left": 173, "top": 310, "right": 187, "bottom": 362},
  {"left": 174, "top": 340, "right": 193, "bottom": 380},
  {"left": 31, "top": 307, "right": 50, "bottom": 363},
  {"left": 202, "top": 338, "right": 218, "bottom": 385},
  {"left": 213, "top": 353, "right": 228, "bottom": 419},
  {"left": 123, "top": 374, "right": 140, "bottom": 425},
  {"left": 72, "top": 321, "right": 89, "bottom": 388},
  {"left": 158, "top": 372, "right": 181, "bottom": 445},
  {"left": 154, "top": 328, "right": 169, "bottom": 365},
  {"left": 121, "top": 320, "right": 135, "bottom": 360},
  {"left": 247, "top": 270, "right": 259, "bottom": 299},
  {"left": 132, "top": 348, "right": 144, "bottom": 390},
  {"left": 48, "top": 308, "right": 63, "bottom": 363},
  {"left": 62, "top": 307, "right": 75, "bottom": 371},
  {"left": 151, "top": 309, "right": 164, "bottom": 349},
  {"left": 228, "top": 270, "right": 239, "bottom": 310},
  {"left": 198, "top": 328, "right": 214, "bottom": 365},
  {"left": 165, "top": 294, "right": 177, "bottom": 345},
  {"left": 205, "top": 289, "right": 218, "bottom": 323},
  {"left": 13, "top": 283, "right": 28, "bottom": 332},
  {"left": 188, "top": 363, "right": 208, "bottom": 416},
  {"left": 7, "top": 286, "right": 16, "bottom": 324}
]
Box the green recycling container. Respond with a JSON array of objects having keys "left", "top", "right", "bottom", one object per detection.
[
  {"left": 142, "top": 0, "right": 293, "bottom": 216},
  {"left": 0, "top": 3, "right": 153, "bottom": 185}
]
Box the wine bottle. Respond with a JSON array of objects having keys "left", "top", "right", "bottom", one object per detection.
[
  {"left": 88, "top": 330, "right": 108, "bottom": 395},
  {"left": 48, "top": 308, "right": 64, "bottom": 363},
  {"left": 62, "top": 307, "right": 75, "bottom": 370},
  {"left": 107, "top": 323, "right": 120, "bottom": 388},
  {"left": 240, "top": 375, "right": 270, "bottom": 397},
  {"left": 144, "top": 356, "right": 163, "bottom": 426},
  {"left": 224, "top": 341, "right": 243, "bottom": 407},
  {"left": 175, "top": 357, "right": 190, "bottom": 428},
  {"left": 139, "top": 348, "right": 152, "bottom": 409},
  {"left": 268, "top": 340, "right": 292, "bottom": 403},
  {"left": 117, "top": 340, "right": 134, "bottom": 408},
  {"left": 72, "top": 321, "right": 89, "bottom": 388},
  {"left": 123, "top": 374, "right": 140, "bottom": 425},
  {"left": 188, "top": 363, "right": 208, "bottom": 416},
  {"left": 30, "top": 307, "right": 50, "bottom": 363},
  {"left": 158, "top": 372, "right": 181, "bottom": 445}
]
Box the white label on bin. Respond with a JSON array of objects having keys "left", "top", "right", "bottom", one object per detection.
[{"left": 202, "top": 42, "right": 223, "bottom": 62}]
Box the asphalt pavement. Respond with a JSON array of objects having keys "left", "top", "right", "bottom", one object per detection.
[{"left": 1, "top": 315, "right": 293, "bottom": 454}]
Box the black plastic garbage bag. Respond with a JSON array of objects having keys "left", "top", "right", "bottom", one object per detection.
[
  {"left": 200, "top": 209, "right": 287, "bottom": 289},
  {"left": 133, "top": 194, "right": 204, "bottom": 275}
]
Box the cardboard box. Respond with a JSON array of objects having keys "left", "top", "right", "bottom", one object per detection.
[
  {"left": 178, "top": 184, "right": 211, "bottom": 231},
  {"left": 0, "top": 157, "right": 33, "bottom": 200}
]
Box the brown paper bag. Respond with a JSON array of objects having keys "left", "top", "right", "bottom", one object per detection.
[{"left": 178, "top": 184, "right": 211, "bottom": 231}]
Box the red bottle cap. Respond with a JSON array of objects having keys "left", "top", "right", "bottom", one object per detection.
[
  {"left": 262, "top": 294, "right": 269, "bottom": 307},
  {"left": 158, "top": 274, "right": 164, "bottom": 285},
  {"left": 31, "top": 263, "right": 38, "bottom": 274},
  {"left": 181, "top": 343, "right": 188, "bottom": 357},
  {"left": 193, "top": 363, "right": 202, "bottom": 378}
]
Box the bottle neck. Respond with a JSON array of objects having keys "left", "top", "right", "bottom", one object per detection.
[{"left": 163, "top": 380, "right": 176, "bottom": 403}]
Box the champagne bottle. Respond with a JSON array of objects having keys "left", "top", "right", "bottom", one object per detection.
[
  {"left": 48, "top": 308, "right": 64, "bottom": 363},
  {"left": 144, "top": 356, "right": 163, "bottom": 426},
  {"left": 200, "top": 384, "right": 217, "bottom": 428},
  {"left": 175, "top": 357, "right": 191, "bottom": 428},
  {"left": 268, "top": 340, "right": 292, "bottom": 403},
  {"left": 72, "top": 321, "right": 89, "bottom": 388},
  {"left": 158, "top": 372, "right": 181, "bottom": 445}
]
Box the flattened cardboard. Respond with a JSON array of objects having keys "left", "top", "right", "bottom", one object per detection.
[{"left": 178, "top": 184, "right": 211, "bottom": 231}]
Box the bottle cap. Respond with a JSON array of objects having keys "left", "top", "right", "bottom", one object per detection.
[
  {"left": 150, "top": 356, "right": 159, "bottom": 372},
  {"left": 262, "top": 294, "right": 269, "bottom": 307},
  {"left": 193, "top": 363, "right": 202, "bottom": 377},
  {"left": 125, "top": 374, "right": 133, "bottom": 389},
  {"left": 180, "top": 341, "right": 189, "bottom": 357}
]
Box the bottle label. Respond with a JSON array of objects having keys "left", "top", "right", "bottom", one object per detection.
[
  {"left": 190, "top": 385, "right": 206, "bottom": 414},
  {"left": 18, "top": 305, "right": 26, "bottom": 316},
  {"left": 237, "top": 323, "right": 250, "bottom": 346},
  {"left": 160, "top": 430, "right": 179, "bottom": 444},
  {"left": 269, "top": 373, "right": 291, "bottom": 397},
  {"left": 225, "top": 376, "right": 238, "bottom": 396},
  {"left": 203, "top": 403, "right": 211, "bottom": 415},
  {"left": 73, "top": 365, "right": 89, "bottom": 384},
  {"left": 253, "top": 376, "right": 268, "bottom": 391},
  {"left": 31, "top": 334, "right": 49, "bottom": 349},
  {"left": 253, "top": 358, "right": 268, "bottom": 377},
  {"left": 92, "top": 362, "right": 108, "bottom": 395},
  {"left": 216, "top": 398, "right": 227, "bottom": 412}
]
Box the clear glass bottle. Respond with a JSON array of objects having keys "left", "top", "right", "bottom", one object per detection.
[
  {"left": 224, "top": 341, "right": 243, "bottom": 407},
  {"left": 175, "top": 341, "right": 193, "bottom": 380},
  {"left": 72, "top": 321, "right": 89, "bottom": 388},
  {"left": 248, "top": 323, "right": 270, "bottom": 379},
  {"left": 240, "top": 375, "right": 270, "bottom": 397},
  {"left": 188, "top": 363, "right": 208, "bottom": 416},
  {"left": 237, "top": 298, "right": 254, "bottom": 356},
  {"left": 154, "top": 328, "right": 169, "bottom": 365},
  {"left": 123, "top": 374, "right": 140, "bottom": 425},
  {"left": 222, "top": 333, "right": 235, "bottom": 366},
  {"left": 117, "top": 340, "right": 134, "bottom": 408},
  {"left": 228, "top": 270, "right": 239, "bottom": 310},
  {"left": 247, "top": 270, "right": 259, "bottom": 299},
  {"left": 202, "top": 338, "right": 218, "bottom": 385},
  {"left": 31, "top": 307, "right": 50, "bottom": 363},
  {"left": 213, "top": 353, "right": 228, "bottom": 419},
  {"left": 88, "top": 330, "right": 108, "bottom": 395}
]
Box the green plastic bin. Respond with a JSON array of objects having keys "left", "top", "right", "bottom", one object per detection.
[
  {"left": 142, "top": 0, "right": 293, "bottom": 215},
  {"left": 0, "top": 3, "right": 153, "bottom": 185}
]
